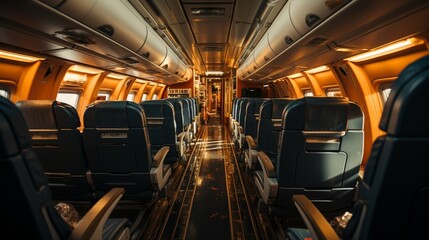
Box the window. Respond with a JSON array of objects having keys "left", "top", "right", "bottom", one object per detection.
[
  {"left": 379, "top": 83, "right": 392, "bottom": 106},
  {"left": 0, "top": 89, "right": 10, "bottom": 99},
  {"left": 127, "top": 92, "right": 136, "bottom": 101},
  {"left": 97, "top": 91, "right": 110, "bottom": 101},
  {"left": 303, "top": 89, "right": 313, "bottom": 96},
  {"left": 325, "top": 87, "right": 342, "bottom": 97},
  {"left": 57, "top": 91, "right": 80, "bottom": 108},
  {"left": 151, "top": 93, "right": 158, "bottom": 100},
  {"left": 141, "top": 93, "right": 148, "bottom": 101}
]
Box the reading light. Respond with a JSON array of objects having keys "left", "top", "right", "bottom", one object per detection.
[
  {"left": 63, "top": 72, "right": 87, "bottom": 84},
  {"left": 287, "top": 73, "right": 303, "bottom": 79},
  {"left": 205, "top": 71, "right": 224, "bottom": 76},
  {"left": 305, "top": 65, "right": 329, "bottom": 74},
  {"left": 107, "top": 73, "right": 125, "bottom": 80},
  {"left": 112, "top": 66, "right": 126, "bottom": 71},
  {"left": 0, "top": 49, "right": 45, "bottom": 62},
  {"left": 69, "top": 65, "right": 102, "bottom": 74},
  {"left": 334, "top": 47, "right": 359, "bottom": 52},
  {"left": 135, "top": 79, "right": 147, "bottom": 84},
  {"left": 346, "top": 37, "right": 423, "bottom": 62}
]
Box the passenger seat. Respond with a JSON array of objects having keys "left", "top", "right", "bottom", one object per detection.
[
  {"left": 1, "top": 96, "right": 131, "bottom": 240},
  {"left": 82, "top": 100, "right": 171, "bottom": 202},
  {"left": 16, "top": 100, "right": 95, "bottom": 202}
]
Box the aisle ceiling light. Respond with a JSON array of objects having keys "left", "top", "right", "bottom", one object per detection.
[
  {"left": 346, "top": 37, "right": 423, "bottom": 62},
  {"left": 0, "top": 49, "right": 45, "bottom": 62}
]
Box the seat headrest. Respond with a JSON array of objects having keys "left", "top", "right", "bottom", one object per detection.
[
  {"left": 283, "top": 97, "right": 357, "bottom": 131},
  {"left": 16, "top": 100, "right": 56, "bottom": 129},
  {"left": 84, "top": 101, "right": 146, "bottom": 128},
  {"left": 379, "top": 55, "right": 429, "bottom": 136},
  {"left": 260, "top": 99, "right": 294, "bottom": 119},
  {"left": 246, "top": 98, "right": 270, "bottom": 115},
  {"left": 0, "top": 96, "right": 32, "bottom": 157},
  {"left": 16, "top": 100, "right": 80, "bottom": 129},
  {"left": 165, "top": 98, "right": 183, "bottom": 111},
  {"left": 140, "top": 100, "right": 174, "bottom": 118}
]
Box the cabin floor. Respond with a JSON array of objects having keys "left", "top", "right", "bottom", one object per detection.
[{"left": 106, "top": 116, "right": 306, "bottom": 240}]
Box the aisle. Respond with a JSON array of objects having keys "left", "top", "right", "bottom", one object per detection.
[{"left": 159, "top": 124, "right": 258, "bottom": 240}]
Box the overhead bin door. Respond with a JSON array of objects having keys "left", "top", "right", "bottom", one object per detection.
[
  {"left": 267, "top": 1, "right": 301, "bottom": 55},
  {"left": 161, "top": 48, "right": 180, "bottom": 75},
  {"left": 55, "top": 0, "right": 148, "bottom": 52},
  {"left": 289, "top": 0, "right": 351, "bottom": 35},
  {"left": 252, "top": 35, "right": 276, "bottom": 68},
  {"left": 182, "top": 68, "right": 193, "bottom": 81},
  {"left": 176, "top": 62, "right": 187, "bottom": 78},
  {"left": 138, "top": 27, "right": 168, "bottom": 66}
]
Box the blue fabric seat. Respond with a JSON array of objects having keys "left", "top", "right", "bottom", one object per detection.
[
  {"left": 255, "top": 96, "right": 364, "bottom": 217},
  {"left": 288, "top": 55, "right": 429, "bottom": 240},
  {"left": 245, "top": 98, "right": 294, "bottom": 169},
  {"left": 82, "top": 101, "right": 171, "bottom": 202},
  {"left": 0, "top": 96, "right": 131, "bottom": 240},
  {"left": 16, "top": 100, "right": 95, "bottom": 202},
  {"left": 140, "top": 100, "right": 186, "bottom": 165}
]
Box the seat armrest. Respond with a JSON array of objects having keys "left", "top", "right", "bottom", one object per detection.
[
  {"left": 245, "top": 135, "right": 256, "bottom": 149},
  {"left": 244, "top": 135, "right": 257, "bottom": 169},
  {"left": 257, "top": 151, "right": 276, "bottom": 178},
  {"left": 292, "top": 194, "right": 340, "bottom": 240},
  {"left": 151, "top": 146, "right": 172, "bottom": 191},
  {"left": 176, "top": 132, "right": 186, "bottom": 157},
  {"left": 72, "top": 188, "right": 125, "bottom": 240},
  {"left": 255, "top": 151, "right": 278, "bottom": 204},
  {"left": 152, "top": 146, "right": 170, "bottom": 168}
]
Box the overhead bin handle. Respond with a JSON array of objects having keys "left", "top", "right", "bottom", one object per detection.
[
  {"left": 285, "top": 36, "right": 294, "bottom": 45},
  {"left": 97, "top": 24, "right": 114, "bottom": 37},
  {"left": 305, "top": 14, "right": 321, "bottom": 28},
  {"left": 142, "top": 52, "right": 150, "bottom": 59}
]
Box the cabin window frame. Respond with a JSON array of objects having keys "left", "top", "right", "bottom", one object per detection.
[
  {"left": 97, "top": 90, "right": 111, "bottom": 101},
  {"left": 303, "top": 89, "right": 313, "bottom": 96},
  {"left": 127, "top": 91, "right": 136, "bottom": 102},
  {"left": 0, "top": 82, "right": 15, "bottom": 100},
  {"left": 378, "top": 82, "right": 393, "bottom": 106},
  {"left": 324, "top": 87, "right": 342, "bottom": 97},
  {"left": 56, "top": 89, "right": 82, "bottom": 108},
  {"left": 141, "top": 92, "right": 148, "bottom": 101}
]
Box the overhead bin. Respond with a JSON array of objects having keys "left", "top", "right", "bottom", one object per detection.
[
  {"left": 267, "top": 1, "right": 301, "bottom": 54},
  {"left": 182, "top": 68, "right": 193, "bottom": 81},
  {"left": 252, "top": 35, "right": 276, "bottom": 68},
  {"left": 52, "top": 0, "right": 148, "bottom": 53},
  {"left": 40, "top": 0, "right": 191, "bottom": 82},
  {"left": 236, "top": 67, "right": 245, "bottom": 80},
  {"left": 161, "top": 48, "right": 180, "bottom": 75},
  {"left": 247, "top": 54, "right": 259, "bottom": 74},
  {"left": 238, "top": 0, "right": 351, "bottom": 80},
  {"left": 138, "top": 27, "right": 168, "bottom": 66},
  {"left": 176, "top": 62, "right": 187, "bottom": 78},
  {"left": 289, "top": 0, "right": 351, "bottom": 35}
]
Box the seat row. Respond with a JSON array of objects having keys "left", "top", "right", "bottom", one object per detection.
[
  {"left": 15, "top": 97, "right": 200, "bottom": 204},
  {"left": 230, "top": 96, "right": 364, "bottom": 218},
  {"left": 1, "top": 96, "right": 132, "bottom": 239}
]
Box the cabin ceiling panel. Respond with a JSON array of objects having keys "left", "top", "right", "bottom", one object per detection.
[
  {"left": 0, "top": 25, "right": 68, "bottom": 53},
  {"left": 139, "top": 0, "right": 278, "bottom": 74},
  {"left": 0, "top": 0, "right": 191, "bottom": 84}
]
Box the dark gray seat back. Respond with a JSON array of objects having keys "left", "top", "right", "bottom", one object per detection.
[
  {"left": 140, "top": 100, "right": 180, "bottom": 165},
  {"left": 16, "top": 100, "right": 94, "bottom": 201},
  {"left": 257, "top": 98, "right": 294, "bottom": 161},
  {"left": 83, "top": 101, "right": 154, "bottom": 201},
  {"left": 342, "top": 55, "right": 429, "bottom": 239},
  {"left": 275, "top": 97, "right": 364, "bottom": 216}
]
